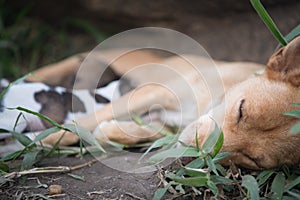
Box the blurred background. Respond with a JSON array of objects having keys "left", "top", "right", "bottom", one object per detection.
[{"left": 1, "top": 0, "right": 299, "bottom": 79}]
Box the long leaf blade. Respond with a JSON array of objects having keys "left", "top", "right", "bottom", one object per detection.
[
  {"left": 257, "top": 169, "right": 275, "bottom": 186},
  {"left": 212, "top": 130, "right": 224, "bottom": 157},
  {"left": 271, "top": 172, "right": 285, "bottom": 199},
  {"left": 202, "top": 124, "right": 221, "bottom": 155},
  {"left": 64, "top": 124, "right": 106, "bottom": 153},
  {"left": 289, "top": 123, "right": 300, "bottom": 135},
  {"left": 21, "top": 150, "right": 40, "bottom": 170},
  {"left": 242, "top": 175, "right": 260, "bottom": 200},
  {"left": 149, "top": 147, "right": 200, "bottom": 162},
  {"left": 285, "top": 176, "right": 300, "bottom": 192},
  {"left": 11, "top": 131, "right": 34, "bottom": 147},
  {"left": 166, "top": 173, "right": 208, "bottom": 187},
  {"left": 152, "top": 182, "right": 174, "bottom": 200},
  {"left": 250, "top": 0, "right": 287, "bottom": 46},
  {"left": 13, "top": 106, "right": 63, "bottom": 128}
]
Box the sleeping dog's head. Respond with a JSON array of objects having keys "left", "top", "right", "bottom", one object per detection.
[{"left": 179, "top": 36, "right": 300, "bottom": 169}]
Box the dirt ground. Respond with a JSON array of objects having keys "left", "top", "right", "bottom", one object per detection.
[{"left": 0, "top": 154, "right": 165, "bottom": 200}]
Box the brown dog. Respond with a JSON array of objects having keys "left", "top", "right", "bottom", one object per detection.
[
  {"left": 24, "top": 37, "right": 300, "bottom": 169},
  {"left": 179, "top": 36, "right": 300, "bottom": 169}
]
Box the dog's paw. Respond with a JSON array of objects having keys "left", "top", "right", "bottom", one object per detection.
[
  {"left": 92, "top": 120, "right": 123, "bottom": 145},
  {"left": 178, "top": 114, "right": 214, "bottom": 147},
  {"left": 93, "top": 120, "right": 163, "bottom": 146}
]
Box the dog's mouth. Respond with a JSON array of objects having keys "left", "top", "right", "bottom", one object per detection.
[{"left": 220, "top": 150, "right": 264, "bottom": 170}]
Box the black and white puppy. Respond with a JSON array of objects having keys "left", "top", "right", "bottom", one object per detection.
[{"left": 0, "top": 79, "right": 120, "bottom": 139}]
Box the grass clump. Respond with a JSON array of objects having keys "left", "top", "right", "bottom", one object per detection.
[
  {"left": 151, "top": 125, "right": 300, "bottom": 199},
  {"left": 151, "top": 125, "right": 231, "bottom": 199}
]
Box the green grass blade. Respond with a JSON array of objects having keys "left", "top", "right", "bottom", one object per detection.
[
  {"left": 250, "top": 0, "right": 287, "bottom": 46},
  {"left": 13, "top": 112, "right": 23, "bottom": 132},
  {"left": 64, "top": 124, "right": 106, "bottom": 153},
  {"left": 205, "top": 155, "right": 218, "bottom": 175},
  {"left": 141, "top": 135, "right": 175, "bottom": 159},
  {"left": 257, "top": 169, "right": 275, "bottom": 186},
  {"left": 149, "top": 147, "right": 200, "bottom": 162},
  {"left": 152, "top": 181, "right": 174, "bottom": 200},
  {"left": 210, "top": 175, "right": 233, "bottom": 185},
  {"left": 185, "top": 157, "right": 205, "bottom": 169},
  {"left": 12, "top": 106, "right": 63, "bottom": 128},
  {"left": 289, "top": 123, "right": 300, "bottom": 135},
  {"left": 0, "top": 73, "right": 32, "bottom": 100},
  {"left": 286, "top": 190, "right": 300, "bottom": 199},
  {"left": 195, "top": 131, "right": 200, "bottom": 152},
  {"left": 6, "top": 106, "right": 106, "bottom": 153},
  {"left": 242, "top": 175, "right": 260, "bottom": 200},
  {"left": 0, "top": 128, "right": 11, "bottom": 133},
  {"left": 10, "top": 131, "right": 35, "bottom": 147},
  {"left": 131, "top": 113, "right": 174, "bottom": 136},
  {"left": 166, "top": 173, "right": 208, "bottom": 187},
  {"left": 67, "top": 173, "right": 85, "bottom": 181},
  {"left": 285, "top": 24, "right": 300, "bottom": 43},
  {"left": 212, "top": 130, "right": 224, "bottom": 157},
  {"left": 271, "top": 172, "right": 286, "bottom": 199},
  {"left": 0, "top": 149, "right": 25, "bottom": 162},
  {"left": 30, "top": 127, "right": 61, "bottom": 145},
  {"left": 285, "top": 176, "right": 300, "bottom": 192},
  {"left": 212, "top": 152, "right": 231, "bottom": 163},
  {"left": 0, "top": 161, "right": 9, "bottom": 173},
  {"left": 202, "top": 124, "right": 221, "bottom": 155},
  {"left": 284, "top": 110, "right": 300, "bottom": 118},
  {"left": 182, "top": 167, "right": 209, "bottom": 177},
  {"left": 131, "top": 113, "right": 144, "bottom": 125},
  {"left": 21, "top": 150, "right": 40, "bottom": 170},
  {"left": 207, "top": 180, "right": 219, "bottom": 197},
  {"left": 215, "top": 164, "right": 227, "bottom": 176}
]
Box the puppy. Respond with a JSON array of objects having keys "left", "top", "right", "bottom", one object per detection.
[
  {"left": 179, "top": 36, "right": 300, "bottom": 169},
  {"left": 0, "top": 79, "right": 120, "bottom": 139}
]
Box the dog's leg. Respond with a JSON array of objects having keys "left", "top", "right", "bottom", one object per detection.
[
  {"left": 27, "top": 50, "right": 162, "bottom": 88},
  {"left": 26, "top": 53, "right": 86, "bottom": 86},
  {"left": 42, "top": 84, "right": 179, "bottom": 146},
  {"left": 93, "top": 120, "right": 171, "bottom": 145}
]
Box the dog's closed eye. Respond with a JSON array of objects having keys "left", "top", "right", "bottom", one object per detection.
[{"left": 237, "top": 99, "right": 245, "bottom": 123}]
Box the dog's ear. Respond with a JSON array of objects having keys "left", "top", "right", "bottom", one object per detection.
[{"left": 266, "top": 36, "right": 300, "bottom": 87}]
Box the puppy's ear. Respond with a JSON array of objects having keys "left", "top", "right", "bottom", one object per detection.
[{"left": 266, "top": 36, "right": 300, "bottom": 87}]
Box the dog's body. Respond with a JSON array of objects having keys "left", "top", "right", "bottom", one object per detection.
[
  {"left": 1, "top": 37, "right": 300, "bottom": 169},
  {"left": 0, "top": 80, "right": 120, "bottom": 136}
]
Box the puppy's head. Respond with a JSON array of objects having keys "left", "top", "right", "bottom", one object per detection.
[{"left": 179, "top": 36, "right": 300, "bottom": 169}]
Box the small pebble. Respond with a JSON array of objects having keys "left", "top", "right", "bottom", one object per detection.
[{"left": 49, "top": 184, "right": 62, "bottom": 195}]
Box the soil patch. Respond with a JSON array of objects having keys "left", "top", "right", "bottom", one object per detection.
[{"left": 0, "top": 154, "right": 162, "bottom": 200}]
